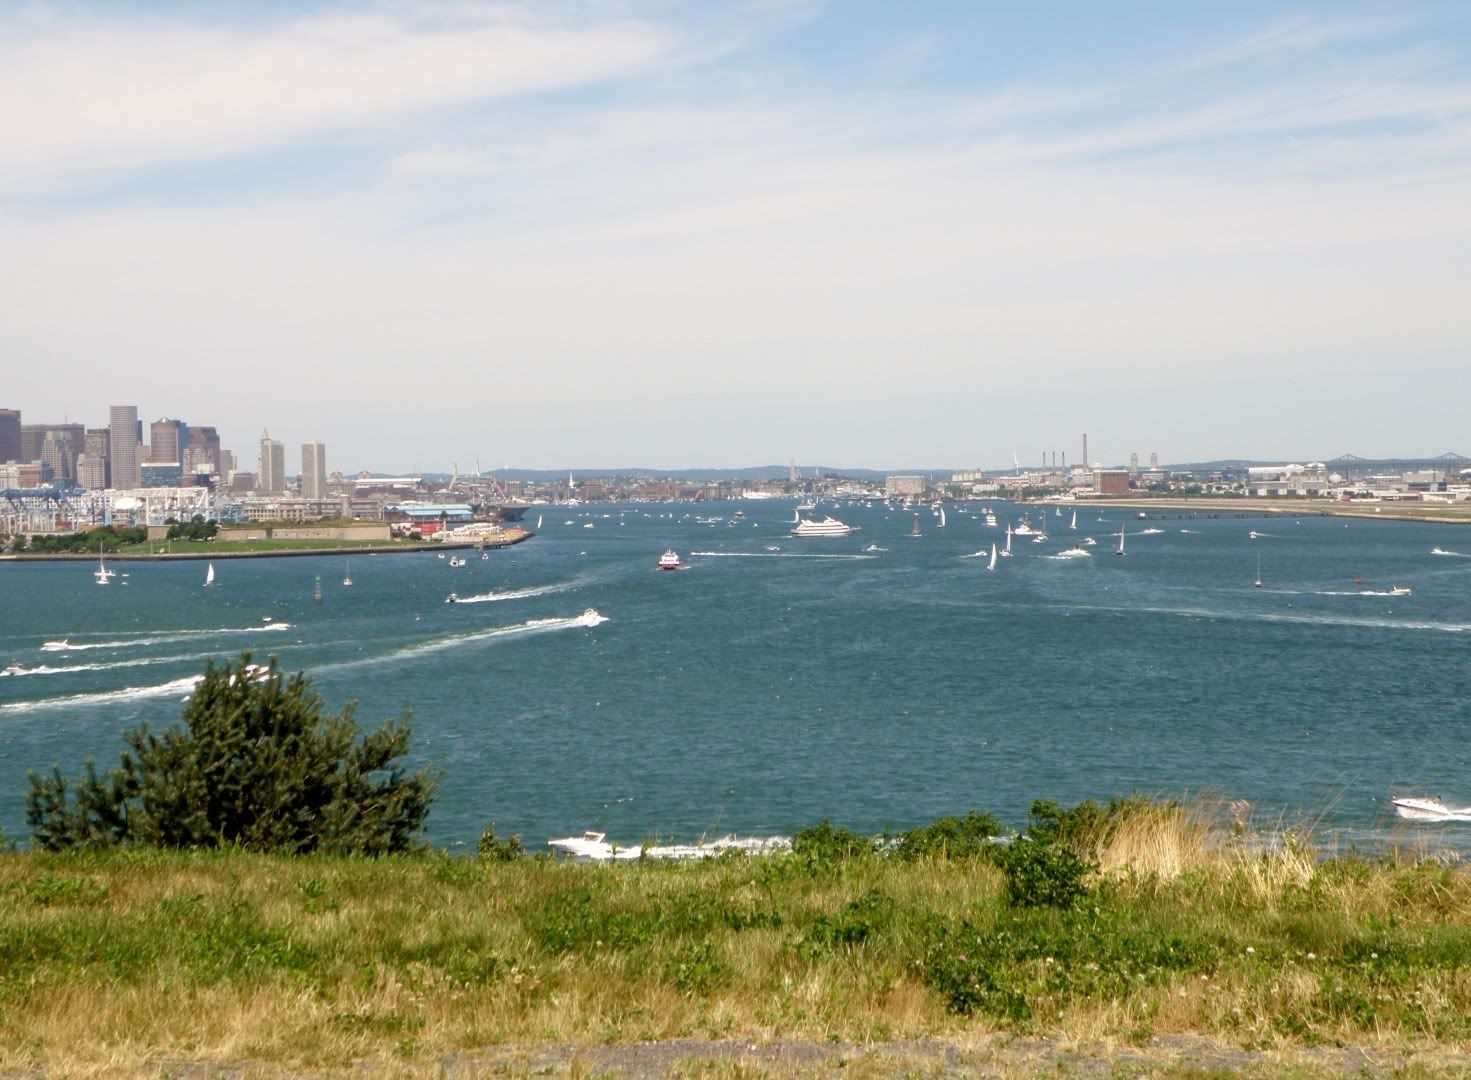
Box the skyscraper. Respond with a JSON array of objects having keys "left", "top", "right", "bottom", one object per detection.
[
  {"left": 109, "top": 406, "right": 141, "bottom": 489},
  {"left": 0, "top": 409, "right": 19, "bottom": 463},
  {"left": 187, "top": 425, "right": 222, "bottom": 476},
  {"left": 1150, "top": 451, "right": 1159, "bottom": 470},
  {"left": 79, "top": 428, "right": 110, "bottom": 489},
  {"left": 301, "top": 441, "right": 327, "bottom": 499},
  {"left": 258, "top": 430, "right": 285, "bottom": 494},
  {"left": 149, "top": 418, "right": 188, "bottom": 466}
]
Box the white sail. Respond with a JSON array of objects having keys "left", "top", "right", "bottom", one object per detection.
[
  {"left": 987, "top": 542, "right": 997, "bottom": 572},
  {"left": 938, "top": 506, "right": 946, "bottom": 528},
  {"left": 1115, "top": 525, "right": 1125, "bottom": 556},
  {"left": 536, "top": 514, "right": 543, "bottom": 529},
  {"left": 205, "top": 562, "right": 215, "bottom": 587},
  {"left": 1070, "top": 510, "right": 1077, "bottom": 530}
]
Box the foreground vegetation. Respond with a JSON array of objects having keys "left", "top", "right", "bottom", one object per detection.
[{"left": 3, "top": 799, "right": 1471, "bottom": 1073}]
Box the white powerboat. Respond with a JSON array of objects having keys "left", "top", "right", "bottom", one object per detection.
[
  {"left": 657, "top": 549, "right": 684, "bottom": 570},
  {"left": 1393, "top": 796, "right": 1471, "bottom": 822},
  {"left": 1053, "top": 546, "right": 1092, "bottom": 559}
]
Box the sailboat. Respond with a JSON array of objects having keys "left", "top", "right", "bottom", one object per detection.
[
  {"left": 937, "top": 506, "right": 947, "bottom": 528},
  {"left": 342, "top": 561, "right": 353, "bottom": 587},
  {"left": 204, "top": 562, "right": 215, "bottom": 588},
  {"left": 1069, "top": 509, "right": 1077, "bottom": 531},
  {"left": 1115, "top": 524, "right": 1126, "bottom": 556},
  {"left": 987, "top": 542, "right": 998, "bottom": 572},
  {"left": 1001, "top": 523, "right": 1013, "bottom": 558},
  {"left": 94, "top": 549, "right": 115, "bottom": 585},
  {"left": 911, "top": 513, "right": 921, "bottom": 537},
  {"left": 312, "top": 576, "right": 323, "bottom": 604},
  {"left": 1254, "top": 554, "right": 1262, "bottom": 589},
  {"left": 536, "top": 514, "right": 543, "bottom": 530}
]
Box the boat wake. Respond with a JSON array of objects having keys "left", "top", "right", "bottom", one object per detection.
[
  {"left": 689, "top": 551, "right": 876, "bottom": 560},
  {"left": 1061, "top": 602, "right": 1465, "bottom": 634},
  {"left": 322, "top": 610, "right": 608, "bottom": 672},
  {"left": 2, "top": 675, "right": 205, "bottom": 714},
  {"left": 40, "top": 623, "right": 292, "bottom": 652},
  {"left": 1136, "top": 527, "right": 1166, "bottom": 535},
  {"left": 446, "top": 582, "right": 573, "bottom": 605},
  {"left": 1, "top": 650, "right": 223, "bottom": 678},
  {"left": 548, "top": 832, "right": 793, "bottom": 861},
  {"left": 1430, "top": 547, "right": 1467, "bottom": 557}
]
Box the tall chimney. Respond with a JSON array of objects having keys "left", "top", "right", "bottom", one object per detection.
[{"left": 1082, "top": 433, "right": 1089, "bottom": 468}]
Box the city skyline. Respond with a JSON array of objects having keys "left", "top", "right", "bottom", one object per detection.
[{"left": 2, "top": 3, "right": 1469, "bottom": 467}]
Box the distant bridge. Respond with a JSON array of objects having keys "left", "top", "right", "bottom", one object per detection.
[{"left": 1325, "top": 452, "right": 1470, "bottom": 472}]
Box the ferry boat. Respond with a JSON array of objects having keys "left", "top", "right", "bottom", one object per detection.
[
  {"left": 1013, "top": 519, "right": 1036, "bottom": 536},
  {"left": 657, "top": 550, "right": 684, "bottom": 571},
  {"left": 791, "top": 516, "right": 854, "bottom": 538}
]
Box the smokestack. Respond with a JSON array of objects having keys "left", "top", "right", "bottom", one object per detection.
[{"left": 1082, "top": 433, "right": 1089, "bottom": 469}]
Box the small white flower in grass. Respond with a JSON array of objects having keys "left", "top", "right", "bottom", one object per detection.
[{"left": 1245, "top": 946, "right": 1255, "bottom": 955}]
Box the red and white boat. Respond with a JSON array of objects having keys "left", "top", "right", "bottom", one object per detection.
[{"left": 657, "top": 549, "right": 684, "bottom": 571}]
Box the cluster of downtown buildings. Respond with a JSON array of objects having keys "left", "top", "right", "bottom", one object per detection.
[{"left": 0, "top": 405, "right": 326, "bottom": 498}]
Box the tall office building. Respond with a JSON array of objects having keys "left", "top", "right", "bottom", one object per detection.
[
  {"left": 109, "top": 405, "right": 141, "bottom": 489},
  {"left": 301, "top": 441, "right": 327, "bottom": 499},
  {"left": 0, "top": 409, "right": 19, "bottom": 463},
  {"left": 258, "top": 430, "right": 285, "bottom": 494},
  {"left": 1129, "top": 451, "right": 1139, "bottom": 474},
  {"left": 1150, "top": 451, "right": 1159, "bottom": 470},
  {"left": 221, "top": 449, "right": 237, "bottom": 481},
  {"left": 149, "top": 418, "right": 188, "bottom": 466},
  {"left": 79, "top": 428, "right": 111, "bottom": 489},
  {"left": 187, "top": 425, "right": 222, "bottom": 475}
]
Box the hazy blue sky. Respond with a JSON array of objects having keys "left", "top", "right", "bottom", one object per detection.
[{"left": 2, "top": 1, "right": 1468, "bottom": 471}]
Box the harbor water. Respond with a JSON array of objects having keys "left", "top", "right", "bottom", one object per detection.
[{"left": 3, "top": 501, "right": 1470, "bottom": 850}]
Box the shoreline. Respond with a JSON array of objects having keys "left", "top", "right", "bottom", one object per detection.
[
  {"left": 1040, "top": 497, "right": 1471, "bottom": 524},
  {"left": 0, "top": 529, "right": 534, "bottom": 563}
]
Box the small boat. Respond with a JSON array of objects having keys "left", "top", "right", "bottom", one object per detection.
[
  {"left": 94, "top": 551, "right": 115, "bottom": 585},
  {"left": 536, "top": 515, "right": 543, "bottom": 529},
  {"left": 1389, "top": 585, "right": 1412, "bottom": 596},
  {"left": 911, "top": 513, "right": 921, "bottom": 537},
  {"left": 1430, "top": 547, "right": 1456, "bottom": 556},
  {"left": 448, "top": 556, "right": 466, "bottom": 567},
  {"left": 1254, "top": 554, "right": 1262, "bottom": 589},
  {"left": 1082, "top": 536, "right": 1097, "bottom": 546},
  {"left": 1249, "top": 530, "right": 1260, "bottom": 540},
  {"left": 984, "top": 512, "right": 998, "bottom": 528},
  {"left": 937, "top": 506, "right": 947, "bottom": 528},
  {"left": 986, "top": 542, "right": 997, "bottom": 572},
  {"left": 1069, "top": 510, "right": 1077, "bottom": 530},
  {"left": 1393, "top": 796, "right": 1471, "bottom": 822},
  {"left": 657, "top": 550, "right": 684, "bottom": 571},
  {"left": 583, "top": 523, "right": 595, "bottom": 529},
  {"left": 1115, "top": 524, "right": 1126, "bottom": 556},
  {"left": 1000, "top": 524, "right": 1013, "bottom": 558},
  {"left": 204, "top": 562, "right": 215, "bottom": 588},
  {"left": 342, "top": 561, "right": 352, "bottom": 587},
  {"left": 40, "top": 639, "right": 70, "bottom": 652},
  {"left": 312, "top": 576, "right": 323, "bottom": 604},
  {"left": 1053, "top": 546, "right": 1092, "bottom": 559},
  {"left": 437, "top": 552, "right": 446, "bottom": 559},
  {"left": 863, "top": 543, "right": 886, "bottom": 552},
  {"left": 1014, "top": 519, "right": 1035, "bottom": 536}
]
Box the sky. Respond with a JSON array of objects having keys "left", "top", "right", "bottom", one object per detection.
[{"left": 2, "top": 1, "right": 1469, "bottom": 472}]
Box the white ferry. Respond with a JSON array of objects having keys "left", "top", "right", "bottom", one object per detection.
[
  {"left": 657, "top": 550, "right": 684, "bottom": 571},
  {"left": 791, "top": 516, "right": 854, "bottom": 538}
]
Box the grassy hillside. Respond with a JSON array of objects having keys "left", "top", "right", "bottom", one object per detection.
[{"left": 2, "top": 804, "right": 1470, "bottom": 1074}]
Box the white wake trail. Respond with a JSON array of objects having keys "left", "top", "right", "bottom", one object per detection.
[{"left": 40, "top": 623, "right": 292, "bottom": 652}]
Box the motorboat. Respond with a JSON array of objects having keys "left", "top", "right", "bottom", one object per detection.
[
  {"left": 40, "top": 639, "right": 71, "bottom": 652},
  {"left": 445, "top": 592, "right": 459, "bottom": 604},
  {"left": 1053, "top": 546, "right": 1092, "bottom": 559},
  {"left": 448, "top": 556, "right": 467, "bottom": 567},
  {"left": 657, "top": 550, "right": 684, "bottom": 571},
  {"left": 1393, "top": 796, "right": 1471, "bottom": 822},
  {"left": 1082, "top": 536, "right": 1097, "bottom": 546},
  {"left": 863, "top": 543, "right": 887, "bottom": 552},
  {"left": 1389, "top": 586, "right": 1412, "bottom": 596},
  {"left": 548, "top": 831, "right": 635, "bottom": 860},
  {"left": 1013, "top": 519, "right": 1036, "bottom": 536},
  {"left": 792, "top": 516, "right": 854, "bottom": 538}
]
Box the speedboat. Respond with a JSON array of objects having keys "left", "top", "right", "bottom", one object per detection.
[
  {"left": 445, "top": 593, "right": 459, "bottom": 604},
  {"left": 1389, "top": 586, "right": 1412, "bottom": 596},
  {"left": 1393, "top": 796, "right": 1471, "bottom": 822},
  {"left": 548, "top": 830, "right": 637, "bottom": 860},
  {"left": 40, "top": 639, "right": 70, "bottom": 652},
  {"left": 1082, "top": 536, "right": 1097, "bottom": 546},
  {"left": 1053, "top": 546, "right": 1092, "bottom": 559},
  {"left": 657, "top": 550, "right": 684, "bottom": 571},
  {"left": 1, "top": 663, "right": 25, "bottom": 677},
  {"left": 863, "top": 543, "right": 887, "bottom": 552},
  {"left": 1013, "top": 520, "right": 1036, "bottom": 536}
]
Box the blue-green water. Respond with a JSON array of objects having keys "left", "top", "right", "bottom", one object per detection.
[{"left": 3, "top": 502, "right": 1470, "bottom": 850}]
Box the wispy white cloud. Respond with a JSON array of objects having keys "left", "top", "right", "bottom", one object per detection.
[
  {"left": 0, "top": 4, "right": 679, "bottom": 191},
  {"left": 1183, "top": 14, "right": 1414, "bottom": 70}
]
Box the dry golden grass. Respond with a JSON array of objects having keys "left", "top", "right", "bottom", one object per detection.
[{"left": 3, "top": 806, "right": 1471, "bottom": 1073}]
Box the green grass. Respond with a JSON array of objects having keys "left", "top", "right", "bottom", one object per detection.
[{"left": 3, "top": 805, "right": 1471, "bottom": 1073}]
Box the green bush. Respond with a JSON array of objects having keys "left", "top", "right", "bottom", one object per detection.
[
  {"left": 26, "top": 653, "right": 438, "bottom": 855},
  {"left": 892, "top": 811, "right": 1004, "bottom": 860},
  {"left": 477, "top": 823, "right": 523, "bottom": 862},
  {"left": 1025, "top": 795, "right": 1152, "bottom": 853},
  {"left": 792, "top": 819, "right": 873, "bottom": 863},
  {"left": 802, "top": 889, "right": 892, "bottom": 954},
  {"left": 991, "top": 837, "right": 1093, "bottom": 909}
]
